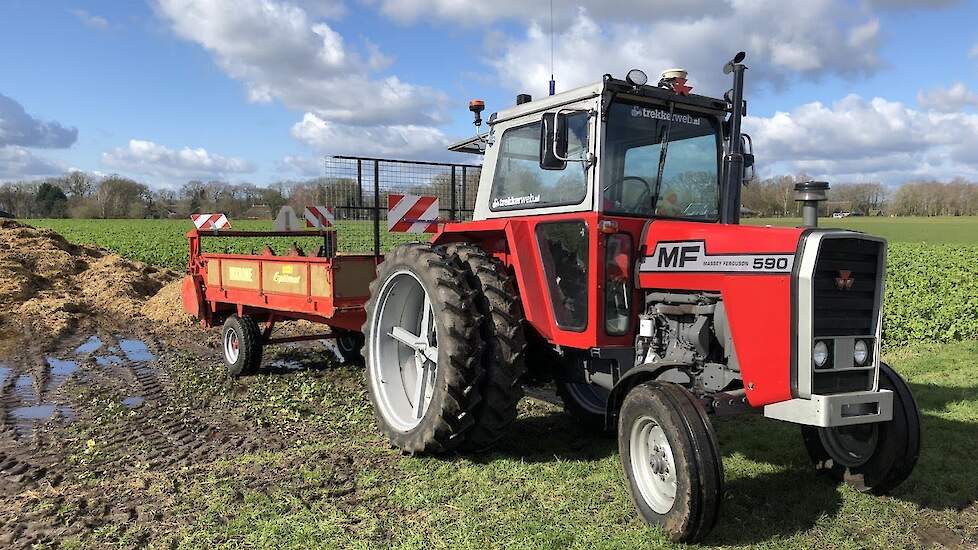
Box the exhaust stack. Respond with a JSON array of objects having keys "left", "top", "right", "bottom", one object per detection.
[{"left": 794, "top": 180, "right": 830, "bottom": 228}]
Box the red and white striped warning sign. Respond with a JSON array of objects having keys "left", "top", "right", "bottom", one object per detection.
[
  {"left": 387, "top": 194, "right": 439, "bottom": 233},
  {"left": 191, "top": 213, "right": 231, "bottom": 230},
  {"left": 304, "top": 206, "right": 335, "bottom": 229}
]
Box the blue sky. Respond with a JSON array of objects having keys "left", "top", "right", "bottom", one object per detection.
[{"left": 1, "top": 0, "right": 977, "bottom": 187}]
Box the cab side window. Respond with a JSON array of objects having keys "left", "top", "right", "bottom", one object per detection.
[{"left": 490, "top": 114, "right": 589, "bottom": 211}]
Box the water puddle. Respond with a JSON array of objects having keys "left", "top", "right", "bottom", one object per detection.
[
  {"left": 74, "top": 336, "right": 103, "bottom": 355},
  {"left": 12, "top": 404, "right": 56, "bottom": 421},
  {"left": 47, "top": 357, "right": 79, "bottom": 377},
  {"left": 13, "top": 374, "right": 36, "bottom": 403},
  {"left": 119, "top": 338, "right": 155, "bottom": 362},
  {"left": 269, "top": 358, "right": 305, "bottom": 370},
  {"left": 0, "top": 364, "right": 9, "bottom": 387},
  {"left": 122, "top": 396, "right": 144, "bottom": 409},
  {"left": 95, "top": 355, "right": 123, "bottom": 367}
]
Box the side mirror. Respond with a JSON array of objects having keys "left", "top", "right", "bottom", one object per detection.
[
  {"left": 539, "top": 112, "right": 568, "bottom": 170},
  {"left": 741, "top": 134, "right": 755, "bottom": 183}
]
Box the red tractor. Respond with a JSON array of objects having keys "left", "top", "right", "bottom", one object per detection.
[{"left": 184, "top": 52, "right": 920, "bottom": 542}]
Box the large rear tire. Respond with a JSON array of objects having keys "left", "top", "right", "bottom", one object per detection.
[
  {"left": 618, "top": 382, "right": 723, "bottom": 543},
  {"left": 363, "top": 243, "right": 484, "bottom": 454},
  {"left": 801, "top": 362, "right": 920, "bottom": 494},
  {"left": 222, "top": 315, "right": 262, "bottom": 377},
  {"left": 442, "top": 243, "right": 527, "bottom": 451}
]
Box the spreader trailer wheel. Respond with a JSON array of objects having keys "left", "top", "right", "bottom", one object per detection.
[
  {"left": 618, "top": 382, "right": 723, "bottom": 543},
  {"left": 801, "top": 362, "right": 921, "bottom": 494},
  {"left": 222, "top": 315, "right": 263, "bottom": 377},
  {"left": 332, "top": 327, "right": 365, "bottom": 364},
  {"left": 363, "top": 244, "right": 484, "bottom": 454}
]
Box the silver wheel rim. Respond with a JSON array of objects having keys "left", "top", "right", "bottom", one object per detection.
[
  {"left": 630, "top": 415, "right": 678, "bottom": 514},
  {"left": 368, "top": 270, "right": 439, "bottom": 432},
  {"left": 565, "top": 382, "right": 610, "bottom": 415},
  {"left": 224, "top": 329, "right": 240, "bottom": 364}
]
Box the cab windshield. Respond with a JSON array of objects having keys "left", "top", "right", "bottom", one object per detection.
[{"left": 601, "top": 101, "right": 721, "bottom": 220}]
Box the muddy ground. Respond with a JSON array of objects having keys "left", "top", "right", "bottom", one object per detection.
[{"left": 0, "top": 222, "right": 386, "bottom": 548}]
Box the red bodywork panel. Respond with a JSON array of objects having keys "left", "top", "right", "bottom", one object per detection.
[
  {"left": 637, "top": 221, "right": 805, "bottom": 407},
  {"left": 436, "top": 216, "right": 805, "bottom": 408}
]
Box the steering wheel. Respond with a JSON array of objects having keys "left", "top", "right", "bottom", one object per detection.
[{"left": 604, "top": 176, "right": 654, "bottom": 213}]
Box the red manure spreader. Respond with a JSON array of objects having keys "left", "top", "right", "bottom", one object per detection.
[{"left": 182, "top": 52, "right": 920, "bottom": 542}]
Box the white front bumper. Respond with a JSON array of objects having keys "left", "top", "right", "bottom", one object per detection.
[{"left": 763, "top": 389, "right": 893, "bottom": 427}]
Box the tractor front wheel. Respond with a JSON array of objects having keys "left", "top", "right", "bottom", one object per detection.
[
  {"left": 618, "top": 382, "right": 723, "bottom": 543},
  {"left": 222, "top": 315, "right": 263, "bottom": 377},
  {"left": 801, "top": 362, "right": 920, "bottom": 493}
]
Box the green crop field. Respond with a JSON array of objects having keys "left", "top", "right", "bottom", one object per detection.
[{"left": 27, "top": 216, "right": 978, "bottom": 347}]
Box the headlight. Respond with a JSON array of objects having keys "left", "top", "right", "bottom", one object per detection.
[
  {"left": 813, "top": 341, "right": 830, "bottom": 368},
  {"left": 854, "top": 339, "right": 869, "bottom": 366}
]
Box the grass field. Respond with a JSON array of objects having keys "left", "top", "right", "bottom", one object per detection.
[
  {"left": 745, "top": 216, "right": 978, "bottom": 244},
  {"left": 60, "top": 339, "right": 976, "bottom": 549}
]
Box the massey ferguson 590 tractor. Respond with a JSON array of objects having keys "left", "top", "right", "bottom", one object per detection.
[{"left": 184, "top": 52, "right": 919, "bottom": 542}]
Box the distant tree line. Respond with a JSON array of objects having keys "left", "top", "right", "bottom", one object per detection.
[
  {"left": 741, "top": 175, "right": 978, "bottom": 217},
  {"left": 1, "top": 170, "right": 977, "bottom": 219}
]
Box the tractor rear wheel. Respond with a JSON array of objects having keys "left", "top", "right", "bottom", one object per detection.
[
  {"left": 363, "top": 243, "right": 484, "bottom": 454},
  {"left": 442, "top": 243, "right": 527, "bottom": 451},
  {"left": 332, "top": 328, "right": 365, "bottom": 364},
  {"left": 222, "top": 315, "right": 263, "bottom": 377},
  {"left": 618, "top": 382, "right": 723, "bottom": 543},
  {"left": 801, "top": 362, "right": 920, "bottom": 494}
]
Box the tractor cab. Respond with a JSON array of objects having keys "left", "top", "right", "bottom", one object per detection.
[{"left": 451, "top": 64, "right": 750, "bottom": 226}]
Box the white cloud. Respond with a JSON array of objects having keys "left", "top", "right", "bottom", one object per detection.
[
  {"left": 101, "top": 139, "right": 255, "bottom": 179},
  {"left": 291, "top": 112, "right": 450, "bottom": 159},
  {"left": 374, "top": 0, "right": 720, "bottom": 25},
  {"left": 488, "top": 2, "right": 883, "bottom": 99},
  {"left": 0, "top": 93, "right": 78, "bottom": 149},
  {"left": 153, "top": 0, "right": 446, "bottom": 126},
  {"left": 917, "top": 82, "right": 978, "bottom": 112},
  {"left": 970, "top": 43, "right": 978, "bottom": 59},
  {"left": 70, "top": 9, "right": 110, "bottom": 30},
  {"left": 864, "top": 0, "right": 960, "bottom": 8},
  {"left": 277, "top": 154, "right": 323, "bottom": 177},
  {"left": 744, "top": 94, "right": 978, "bottom": 183},
  {"left": 0, "top": 146, "right": 64, "bottom": 179}
]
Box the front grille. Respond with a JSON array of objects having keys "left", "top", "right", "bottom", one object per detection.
[
  {"left": 812, "top": 238, "right": 882, "bottom": 337},
  {"left": 809, "top": 236, "right": 883, "bottom": 395},
  {"left": 813, "top": 370, "right": 874, "bottom": 394}
]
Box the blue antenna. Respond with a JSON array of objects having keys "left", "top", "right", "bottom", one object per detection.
[{"left": 549, "top": 0, "right": 555, "bottom": 96}]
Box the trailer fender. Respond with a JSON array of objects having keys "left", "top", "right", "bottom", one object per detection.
[
  {"left": 181, "top": 275, "right": 207, "bottom": 321},
  {"left": 604, "top": 362, "right": 691, "bottom": 430}
]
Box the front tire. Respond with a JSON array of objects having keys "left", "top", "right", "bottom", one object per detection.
[
  {"left": 222, "top": 315, "right": 262, "bottom": 377},
  {"left": 802, "top": 362, "right": 921, "bottom": 493},
  {"left": 363, "top": 244, "right": 484, "bottom": 454},
  {"left": 618, "top": 382, "right": 723, "bottom": 543}
]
